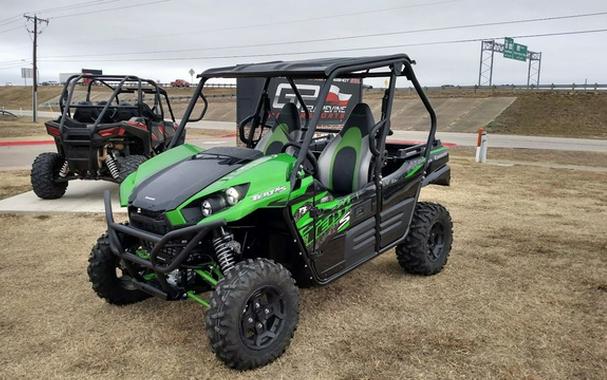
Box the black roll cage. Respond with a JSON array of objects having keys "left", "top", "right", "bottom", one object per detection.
[
  {"left": 169, "top": 56, "right": 437, "bottom": 189},
  {"left": 58, "top": 74, "right": 175, "bottom": 134}
]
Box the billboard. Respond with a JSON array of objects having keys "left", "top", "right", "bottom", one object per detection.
[
  {"left": 59, "top": 73, "right": 79, "bottom": 84},
  {"left": 237, "top": 78, "right": 362, "bottom": 129},
  {"left": 81, "top": 68, "right": 103, "bottom": 75},
  {"left": 21, "top": 68, "right": 33, "bottom": 79}
]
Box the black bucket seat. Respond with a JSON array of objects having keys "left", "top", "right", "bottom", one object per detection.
[
  {"left": 316, "top": 103, "right": 374, "bottom": 196},
  {"left": 255, "top": 102, "right": 301, "bottom": 155}
]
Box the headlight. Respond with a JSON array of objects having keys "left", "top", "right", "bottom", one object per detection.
[
  {"left": 195, "top": 184, "right": 249, "bottom": 220},
  {"left": 200, "top": 196, "right": 226, "bottom": 216},
  {"left": 225, "top": 187, "right": 240, "bottom": 205},
  {"left": 201, "top": 200, "right": 212, "bottom": 216}
]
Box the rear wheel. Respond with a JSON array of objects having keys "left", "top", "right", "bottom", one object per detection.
[
  {"left": 205, "top": 259, "right": 299, "bottom": 370},
  {"left": 87, "top": 233, "right": 150, "bottom": 305},
  {"left": 115, "top": 155, "right": 147, "bottom": 183},
  {"left": 31, "top": 152, "right": 68, "bottom": 199},
  {"left": 396, "top": 202, "right": 453, "bottom": 275}
]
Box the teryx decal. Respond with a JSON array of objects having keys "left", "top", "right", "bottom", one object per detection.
[{"left": 251, "top": 186, "right": 287, "bottom": 201}]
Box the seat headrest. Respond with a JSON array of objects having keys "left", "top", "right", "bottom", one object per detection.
[
  {"left": 275, "top": 102, "right": 300, "bottom": 134},
  {"left": 342, "top": 103, "right": 374, "bottom": 137}
]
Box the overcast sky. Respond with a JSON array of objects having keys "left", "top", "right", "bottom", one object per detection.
[{"left": 0, "top": 0, "right": 606, "bottom": 86}]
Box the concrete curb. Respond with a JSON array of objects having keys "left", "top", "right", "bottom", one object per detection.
[{"left": 0, "top": 139, "right": 54, "bottom": 147}]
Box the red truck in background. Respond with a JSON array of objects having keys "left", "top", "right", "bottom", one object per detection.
[{"left": 170, "top": 79, "right": 190, "bottom": 88}]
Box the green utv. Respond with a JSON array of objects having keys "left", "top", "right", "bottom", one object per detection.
[{"left": 88, "top": 54, "right": 453, "bottom": 369}]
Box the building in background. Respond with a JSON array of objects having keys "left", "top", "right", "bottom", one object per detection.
[{"left": 59, "top": 73, "right": 79, "bottom": 84}]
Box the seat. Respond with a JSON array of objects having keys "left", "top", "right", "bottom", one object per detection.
[
  {"left": 138, "top": 102, "right": 160, "bottom": 121},
  {"left": 113, "top": 103, "right": 139, "bottom": 122},
  {"left": 316, "top": 103, "right": 374, "bottom": 196},
  {"left": 72, "top": 101, "right": 98, "bottom": 123},
  {"left": 255, "top": 102, "right": 300, "bottom": 155}
]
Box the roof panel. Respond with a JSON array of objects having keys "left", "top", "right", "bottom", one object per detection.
[{"left": 200, "top": 54, "right": 411, "bottom": 78}]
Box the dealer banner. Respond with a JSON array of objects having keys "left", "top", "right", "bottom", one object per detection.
[{"left": 237, "top": 78, "right": 362, "bottom": 129}]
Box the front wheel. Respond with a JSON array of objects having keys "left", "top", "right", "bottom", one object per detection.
[
  {"left": 87, "top": 233, "right": 150, "bottom": 305},
  {"left": 396, "top": 202, "right": 453, "bottom": 275},
  {"left": 31, "top": 152, "right": 68, "bottom": 199},
  {"left": 205, "top": 259, "right": 299, "bottom": 370}
]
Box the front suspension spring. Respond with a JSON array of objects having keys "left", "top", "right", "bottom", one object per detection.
[{"left": 212, "top": 229, "right": 237, "bottom": 273}]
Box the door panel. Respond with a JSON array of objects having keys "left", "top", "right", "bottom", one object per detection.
[
  {"left": 344, "top": 217, "right": 376, "bottom": 265},
  {"left": 379, "top": 177, "right": 420, "bottom": 248},
  {"left": 379, "top": 198, "right": 415, "bottom": 248},
  {"left": 312, "top": 187, "right": 377, "bottom": 279}
]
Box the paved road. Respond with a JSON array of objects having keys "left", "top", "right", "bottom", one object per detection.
[
  {"left": 389, "top": 131, "right": 607, "bottom": 152},
  {"left": 183, "top": 121, "right": 607, "bottom": 153},
  {"left": 0, "top": 135, "right": 234, "bottom": 170},
  {"left": 1, "top": 119, "right": 606, "bottom": 171}
]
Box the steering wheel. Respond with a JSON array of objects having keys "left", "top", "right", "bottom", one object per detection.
[{"left": 281, "top": 141, "right": 318, "bottom": 175}]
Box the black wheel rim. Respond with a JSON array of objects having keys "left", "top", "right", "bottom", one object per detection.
[
  {"left": 239, "top": 286, "right": 286, "bottom": 350},
  {"left": 428, "top": 222, "right": 446, "bottom": 262}
]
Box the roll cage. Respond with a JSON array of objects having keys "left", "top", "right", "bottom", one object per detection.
[
  {"left": 169, "top": 54, "right": 437, "bottom": 189},
  {"left": 59, "top": 74, "right": 175, "bottom": 133}
]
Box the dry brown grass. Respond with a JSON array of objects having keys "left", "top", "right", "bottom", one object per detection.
[
  {"left": 0, "top": 170, "right": 30, "bottom": 199},
  {"left": 487, "top": 92, "right": 607, "bottom": 139},
  {"left": 0, "top": 116, "right": 49, "bottom": 138},
  {"left": 450, "top": 146, "right": 607, "bottom": 168},
  {"left": 0, "top": 86, "right": 233, "bottom": 109},
  {"left": 0, "top": 156, "right": 606, "bottom": 379}
]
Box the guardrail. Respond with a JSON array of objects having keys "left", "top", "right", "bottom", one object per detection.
[{"left": 382, "top": 83, "right": 607, "bottom": 94}]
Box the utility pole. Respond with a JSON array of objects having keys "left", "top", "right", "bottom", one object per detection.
[{"left": 24, "top": 14, "right": 49, "bottom": 123}]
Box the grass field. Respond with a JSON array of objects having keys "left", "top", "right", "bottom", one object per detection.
[
  {"left": 0, "top": 116, "right": 48, "bottom": 138},
  {"left": 487, "top": 92, "right": 607, "bottom": 139},
  {"left": 0, "top": 86, "right": 232, "bottom": 109},
  {"left": 0, "top": 169, "right": 30, "bottom": 199},
  {"left": 3, "top": 87, "right": 607, "bottom": 138},
  {"left": 0, "top": 152, "right": 605, "bottom": 379}
]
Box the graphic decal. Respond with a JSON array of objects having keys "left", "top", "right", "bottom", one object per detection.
[
  {"left": 325, "top": 85, "right": 352, "bottom": 107},
  {"left": 236, "top": 78, "right": 362, "bottom": 128},
  {"left": 251, "top": 185, "right": 287, "bottom": 201},
  {"left": 291, "top": 193, "right": 354, "bottom": 249}
]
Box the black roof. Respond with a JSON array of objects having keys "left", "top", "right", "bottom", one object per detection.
[{"left": 201, "top": 54, "right": 412, "bottom": 78}]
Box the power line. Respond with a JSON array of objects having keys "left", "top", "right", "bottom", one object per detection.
[
  {"left": 0, "top": 15, "right": 20, "bottom": 24},
  {"left": 0, "top": 62, "right": 31, "bottom": 71},
  {"left": 0, "top": 16, "right": 21, "bottom": 27},
  {"left": 30, "top": 0, "right": 119, "bottom": 16},
  {"left": 40, "top": 10, "right": 607, "bottom": 59},
  {"left": 66, "top": 0, "right": 460, "bottom": 45},
  {"left": 0, "top": 59, "right": 29, "bottom": 65},
  {"left": 39, "top": 27, "right": 607, "bottom": 63},
  {"left": 0, "top": 1, "right": 111, "bottom": 27},
  {"left": 0, "top": 25, "right": 24, "bottom": 35},
  {"left": 49, "top": 0, "right": 173, "bottom": 19}
]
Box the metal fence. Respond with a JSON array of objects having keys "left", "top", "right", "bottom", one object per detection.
[{"left": 389, "top": 83, "right": 607, "bottom": 93}]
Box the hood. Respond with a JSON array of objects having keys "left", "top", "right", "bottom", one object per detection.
[{"left": 129, "top": 147, "right": 263, "bottom": 212}]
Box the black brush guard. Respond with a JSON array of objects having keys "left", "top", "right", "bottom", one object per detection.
[{"left": 103, "top": 191, "right": 225, "bottom": 299}]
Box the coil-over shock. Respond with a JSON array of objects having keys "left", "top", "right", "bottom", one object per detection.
[
  {"left": 105, "top": 154, "right": 120, "bottom": 180},
  {"left": 212, "top": 227, "right": 241, "bottom": 273}
]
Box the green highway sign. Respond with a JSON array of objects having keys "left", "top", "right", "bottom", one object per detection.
[{"left": 503, "top": 37, "right": 527, "bottom": 62}]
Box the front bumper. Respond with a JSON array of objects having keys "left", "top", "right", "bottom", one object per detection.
[{"left": 103, "top": 191, "right": 225, "bottom": 298}]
